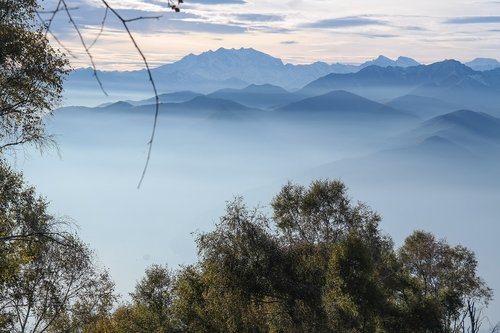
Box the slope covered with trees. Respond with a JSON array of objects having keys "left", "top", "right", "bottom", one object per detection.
[{"left": 81, "top": 181, "right": 492, "bottom": 333}]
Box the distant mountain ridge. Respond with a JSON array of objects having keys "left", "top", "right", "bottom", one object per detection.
[
  {"left": 300, "top": 60, "right": 500, "bottom": 114},
  {"left": 276, "top": 90, "right": 416, "bottom": 126},
  {"left": 362, "top": 55, "right": 420, "bottom": 68},
  {"left": 408, "top": 110, "right": 500, "bottom": 143},
  {"left": 65, "top": 48, "right": 421, "bottom": 100},
  {"left": 64, "top": 47, "right": 500, "bottom": 116},
  {"left": 465, "top": 58, "right": 500, "bottom": 71}
]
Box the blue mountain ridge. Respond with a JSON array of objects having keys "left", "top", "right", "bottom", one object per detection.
[{"left": 65, "top": 48, "right": 422, "bottom": 96}]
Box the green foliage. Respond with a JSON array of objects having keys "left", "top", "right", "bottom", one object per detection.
[
  {"left": 323, "top": 234, "right": 386, "bottom": 333},
  {"left": 6, "top": 178, "right": 486, "bottom": 333},
  {"left": 398, "top": 230, "right": 493, "bottom": 333},
  {"left": 272, "top": 180, "right": 352, "bottom": 243},
  {"left": 128, "top": 264, "right": 176, "bottom": 332},
  {"left": 141, "top": 180, "right": 493, "bottom": 333},
  {"left": 0, "top": 0, "right": 69, "bottom": 151}
]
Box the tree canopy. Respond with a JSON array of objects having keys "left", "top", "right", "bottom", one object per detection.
[
  {"left": 0, "top": 159, "right": 494, "bottom": 332},
  {"left": 87, "top": 180, "right": 493, "bottom": 333},
  {"left": 0, "top": 161, "right": 116, "bottom": 333},
  {"left": 0, "top": 0, "right": 68, "bottom": 152}
]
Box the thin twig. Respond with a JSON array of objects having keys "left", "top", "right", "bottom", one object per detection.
[
  {"left": 89, "top": 6, "right": 108, "bottom": 50},
  {"left": 123, "top": 15, "right": 162, "bottom": 23},
  {"left": 41, "top": 0, "right": 61, "bottom": 34},
  {"left": 36, "top": 2, "right": 77, "bottom": 58},
  {"left": 38, "top": 0, "right": 182, "bottom": 188},
  {"left": 61, "top": 0, "right": 108, "bottom": 95},
  {"left": 99, "top": 0, "right": 161, "bottom": 189}
]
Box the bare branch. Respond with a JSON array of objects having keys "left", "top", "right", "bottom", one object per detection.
[
  {"left": 36, "top": 0, "right": 183, "bottom": 187},
  {"left": 35, "top": 3, "right": 77, "bottom": 58},
  {"left": 88, "top": 6, "right": 109, "bottom": 50},
  {"left": 98, "top": 0, "right": 161, "bottom": 189},
  {"left": 60, "top": 0, "right": 108, "bottom": 95},
  {"left": 123, "top": 15, "right": 162, "bottom": 23}
]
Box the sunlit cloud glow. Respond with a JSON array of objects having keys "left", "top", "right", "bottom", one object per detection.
[{"left": 42, "top": 0, "right": 500, "bottom": 69}]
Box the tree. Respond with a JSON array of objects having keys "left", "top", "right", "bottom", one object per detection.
[
  {"left": 79, "top": 180, "right": 494, "bottom": 333},
  {"left": 0, "top": 0, "right": 68, "bottom": 152},
  {"left": 0, "top": 161, "right": 117, "bottom": 333},
  {"left": 398, "top": 231, "right": 493, "bottom": 333},
  {"left": 0, "top": 160, "right": 71, "bottom": 285},
  {"left": 128, "top": 264, "right": 176, "bottom": 333},
  {"left": 46, "top": 270, "right": 117, "bottom": 333},
  {"left": 177, "top": 199, "right": 285, "bottom": 333},
  {"left": 172, "top": 181, "right": 399, "bottom": 332},
  {"left": 322, "top": 234, "right": 389, "bottom": 333},
  {"left": 174, "top": 181, "right": 494, "bottom": 333},
  {"left": 104, "top": 264, "right": 176, "bottom": 333}
]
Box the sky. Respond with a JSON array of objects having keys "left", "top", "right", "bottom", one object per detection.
[{"left": 41, "top": 0, "right": 500, "bottom": 70}]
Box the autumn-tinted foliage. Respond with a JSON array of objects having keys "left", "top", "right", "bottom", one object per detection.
[
  {"left": 0, "top": 0, "right": 68, "bottom": 152},
  {"left": 0, "top": 171, "right": 493, "bottom": 332},
  {"left": 0, "top": 162, "right": 116, "bottom": 333},
  {"left": 102, "top": 180, "right": 493, "bottom": 333}
]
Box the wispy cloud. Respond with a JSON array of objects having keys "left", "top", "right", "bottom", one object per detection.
[
  {"left": 303, "top": 16, "right": 386, "bottom": 29},
  {"left": 83, "top": 0, "right": 168, "bottom": 11},
  {"left": 235, "top": 13, "right": 284, "bottom": 22},
  {"left": 445, "top": 16, "right": 500, "bottom": 24},
  {"left": 43, "top": 0, "right": 500, "bottom": 71},
  {"left": 403, "top": 26, "right": 428, "bottom": 31},
  {"left": 187, "top": 0, "right": 246, "bottom": 4},
  {"left": 165, "top": 20, "right": 247, "bottom": 33},
  {"left": 246, "top": 26, "right": 293, "bottom": 34},
  {"left": 356, "top": 32, "right": 399, "bottom": 39}
]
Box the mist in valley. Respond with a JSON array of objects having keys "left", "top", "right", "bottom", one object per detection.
[{"left": 14, "top": 73, "right": 500, "bottom": 324}]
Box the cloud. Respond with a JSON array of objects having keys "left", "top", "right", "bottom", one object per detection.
[
  {"left": 167, "top": 20, "right": 247, "bottom": 33},
  {"left": 83, "top": 0, "right": 168, "bottom": 11},
  {"left": 187, "top": 0, "right": 246, "bottom": 4},
  {"left": 234, "top": 14, "right": 284, "bottom": 22},
  {"left": 281, "top": 40, "right": 298, "bottom": 44},
  {"left": 356, "top": 32, "right": 398, "bottom": 39},
  {"left": 303, "top": 16, "right": 386, "bottom": 29},
  {"left": 246, "top": 25, "right": 293, "bottom": 34},
  {"left": 445, "top": 16, "right": 500, "bottom": 24},
  {"left": 403, "top": 26, "right": 428, "bottom": 31}
]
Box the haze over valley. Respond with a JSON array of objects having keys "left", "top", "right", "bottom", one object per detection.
[{"left": 14, "top": 48, "right": 500, "bottom": 326}]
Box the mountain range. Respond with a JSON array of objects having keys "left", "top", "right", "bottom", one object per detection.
[
  {"left": 62, "top": 47, "right": 500, "bottom": 164},
  {"left": 299, "top": 60, "right": 500, "bottom": 115},
  {"left": 65, "top": 48, "right": 500, "bottom": 111}
]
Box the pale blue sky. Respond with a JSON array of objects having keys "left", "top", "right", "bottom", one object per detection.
[{"left": 42, "top": 0, "right": 500, "bottom": 69}]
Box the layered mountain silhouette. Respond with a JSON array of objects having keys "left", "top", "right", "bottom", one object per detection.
[
  {"left": 92, "top": 95, "right": 261, "bottom": 121},
  {"left": 465, "top": 58, "right": 500, "bottom": 71},
  {"left": 132, "top": 91, "right": 203, "bottom": 106},
  {"left": 276, "top": 90, "right": 415, "bottom": 123},
  {"left": 301, "top": 60, "right": 474, "bottom": 96},
  {"left": 363, "top": 55, "right": 419, "bottom": 68},
  {"left": 208, "top": 84, "right": 299, "bottom": 109},
  {"left": 302, "top": 109, "right": 500, "bottom": 190},
  {"left": 385, "top": 94, "right": 460, "bottom": 119},
  {"left": 300, "top": 60, "right": 500, "bottom": 114},
  {"left": 401, "top": 110, "right": 500, "bottom": 152},
  {"left": 65, "top": 48, "right": 420, "bottom": 97}
]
